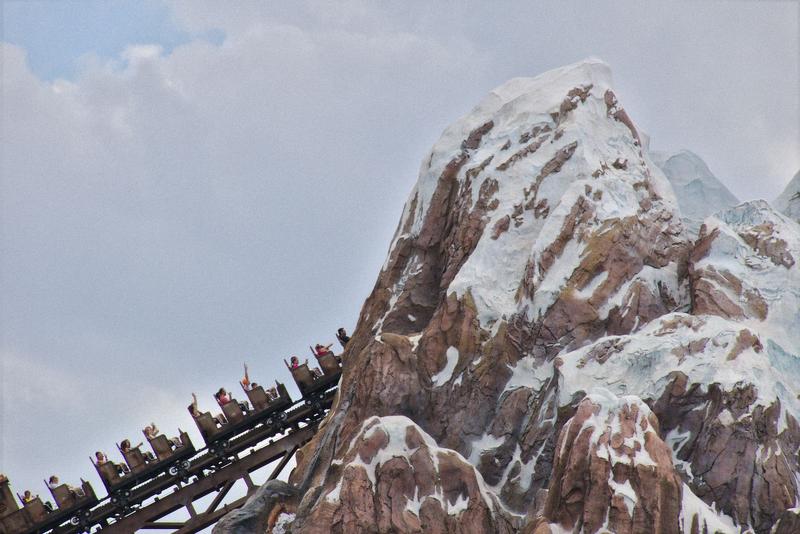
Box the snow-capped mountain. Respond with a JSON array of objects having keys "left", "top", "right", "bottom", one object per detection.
[
  {"left": 248, "top": 60, "right": 799, "bottom": 534},
  {"left": 650, "top": 149, "right": 740, "bottom": 236},
  {"left": 775, "top": 170, "right": 800, "bottom": 224}
]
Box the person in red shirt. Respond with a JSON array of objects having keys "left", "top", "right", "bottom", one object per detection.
[
  {"left": 216, "top": 387, "right": 250, "bottom": 413},
  {"left": 215, "top": 388, "right": 231, "bottom": 406},
  {"left": 314, "top": 343, "right": 333, "bottom": 357}
]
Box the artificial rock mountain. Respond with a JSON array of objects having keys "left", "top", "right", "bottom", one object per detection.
[
  {"left": 649, "top": 150, "right": 739, "bottom": 237},
  {"left": 219, "top": 60, "right": 800, "bottom": 534}
]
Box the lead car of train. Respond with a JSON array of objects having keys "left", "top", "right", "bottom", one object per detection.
[{"left": 0, "top": 351, "right": 342, "bottom": 534}]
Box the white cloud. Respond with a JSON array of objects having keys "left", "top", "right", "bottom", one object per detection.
[{"left": 1, "top": 4, "right": 487, "bottom": 494}]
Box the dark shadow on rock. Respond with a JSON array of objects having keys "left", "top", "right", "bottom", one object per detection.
[{"left": 212, "top": 480, "right": 299, "bottom": 534}]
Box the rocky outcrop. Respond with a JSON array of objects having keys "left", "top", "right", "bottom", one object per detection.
[
  {"left": 290, "top": 416, "right": 518, "bottom": 533},
  {"left": 545, "top": 198, "right": 800, "bottom": 531},
  {"left": 523, "top": 391, "right": 737, "bottom": 534},
  {"left": 542, "top": 392, "right": 684, "bottom": 533},
  {"left": 212, "top": 480, "right": 300, "bottom": 534},
  {"left": 245, "top": 60, "right": 799, "bottom": 534},
  {"left": 772, "top": 508, "right": 800, "bottom": 534},
  {"left": 287, "top": 60, "right": 694, "bottom": 528},
  {"left": 546, "top": 311, "right": 800, "bottom": 532},
  {"left": 690, "top": 201, "right": 799, "bottom": 335}
]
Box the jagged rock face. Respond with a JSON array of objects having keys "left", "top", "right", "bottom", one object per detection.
[
  {"left": 542, "top": 392, "right": 684, "bottom": 534},
  {"left": 530, "top": 203, "right": 800, "bottom": 531},
  {"left": 772, "top": 508, "right": 800, "bottom": 534},
  {"left": 774, "top": 170, "right": 800, "bottom": 223},
  {"left": 291, "top": 416, "right": 517, "bottom": 533},
  {"left": 212, "top": 481, "right": 299, "bottom": 534},
  {"left": 546, "top": 311, "right": 800, "bottom": 532},
  {"left": 690, "top": 201, "right": 799, "bottom": 335},
  {"left": 649, "top": 150, "right": 739, "bottom": 236},
  {"left": 273, "top": 60, "right": 800, "bottom": 534},
  {"left": 525, "top": 391, "right": 736, "bottom": 534},
  {"left": 287, "top": 59, "right": 692, "bottom": 531}
]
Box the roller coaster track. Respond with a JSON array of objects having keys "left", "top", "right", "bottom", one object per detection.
[{"left": 46, "top": 390, "right": 336, "bottom": 534}]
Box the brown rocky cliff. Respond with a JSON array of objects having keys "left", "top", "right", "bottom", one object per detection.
[
  {"left": 531, "top": 393, "right": 686, "bottom": 534},
  {"left": 244, "top": 61, "right": 799, "bottom": 534}
]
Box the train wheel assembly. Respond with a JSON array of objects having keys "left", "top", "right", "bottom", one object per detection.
[{"left": 211, "top": 441, "right": 229, "bottom": 458}]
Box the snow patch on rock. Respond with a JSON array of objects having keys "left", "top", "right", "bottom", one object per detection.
[
  {"left": 680, "top": 483, "right": 738, "bottom": 533},
  {"left": 555, "top": 313, "right": 800, "bottom": 432},
  {"left": 697, "top": 201, "right": 800, "bottom": 352},
  {"left": 330, "top": 415, "right": 499, "bottom": 515},
  {"left": 431, "top": 346, "right": 460, "bottom": 387},
  {"left": 271, "top": 512, "right": 295, "bottom": 534}
]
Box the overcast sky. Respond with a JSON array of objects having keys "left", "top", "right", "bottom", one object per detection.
[{"left": 1, "top": 0, "right": 798, "bottom": 507}]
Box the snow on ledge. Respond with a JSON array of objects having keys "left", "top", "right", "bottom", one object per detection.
[
  {"left": 324, "top": 415, "right": 499, "bottom": 517},
  {"left": 680, "top": 483, "right": 738, "bottom": 533},
  {"left": 555, "top": 313, "right": 800, "bottom": 434},
  {"left": 432, "top": 346, "right": 460, "bottom": 387}
]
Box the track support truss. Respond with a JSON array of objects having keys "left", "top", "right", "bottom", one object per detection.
[{"left": 98, "top": 426, "right": 313, "bottom": 534}]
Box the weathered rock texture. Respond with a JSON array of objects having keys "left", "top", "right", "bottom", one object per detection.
[
  {"left": 553, "top": 312, "right": 800, "bottom": 533},
  {"left": 213, "top": 480, "right": 300, "bottom": 534},
  {"left": 542, "top": 392, "right": 684, "bottom": 533},
  {"left": 772, "top": 508, "right": 800, "bottom": 534},
  {"left": 247, "top": 60, "right": 800, "bottom": 533},
  {"left": 291, "top": 416, "right": 517, "bottom": 533},
  {"left": 524, "top": 391, "right": 738, "bottom": 534}
]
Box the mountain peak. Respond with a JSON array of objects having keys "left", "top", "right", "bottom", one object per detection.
[
  {"left": 486, "top": 58, "right": 613, "bottom": 105},
  {"left": 649, "top": 148, "right": 739, "bottom": 235},
  {"left": 281, "top": 62, "right": 799, "bottom": 534}
]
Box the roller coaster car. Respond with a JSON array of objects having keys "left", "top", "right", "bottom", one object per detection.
[
  {"left": 191, "top": 411, "right": 223, "bottom": 443},
  {"left": 0, "top": 486, "right": 48, "bottom": 534},
  {"left": 195, "top": 383, "right": 293, "bottom": 453},
  {"left": 0, "top": 474, "right": 31, "bottom": 534},
  {"left": 221, "top": 400, "right": 245, "bottom": 425},
  {"left": 317, "top": 352, "right": 341, "bottom": 377},
  {"left": 118, "top": 444, "right": 150, "bottom": 474},
  {"left": 244, "top": 385, "right": 276, "bottom": 412},
  {"left": 285, "top": 354, "right": 341, "bottom": 398},
  {"left": 146, "top": 431, "right": 193, "bottom": 463},
  {"left": 0, "top": 476, "right": 98, "bottom": 534},
  {"left": 94, "top": 432, "right": 195, "bottom": 496},
  {"left": 48, "top": 480, "right": 93, "bottom": 510}
]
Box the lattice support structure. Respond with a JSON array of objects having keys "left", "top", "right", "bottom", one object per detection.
[{"left": 96, "top": 425, "right": 315, "bottom": 534}]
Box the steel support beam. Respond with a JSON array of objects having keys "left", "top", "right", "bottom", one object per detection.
[
  {"left": 47, "top": 389, "right": 336, "bottom": 534},
  {"left": 98, "top": 425, "right": 316, "bottom": 534}
]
